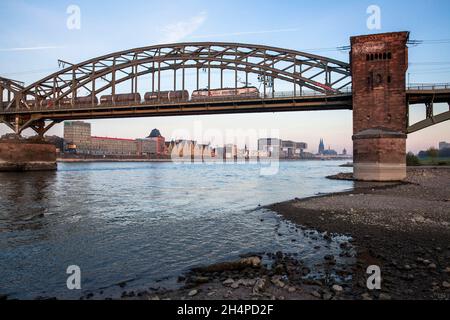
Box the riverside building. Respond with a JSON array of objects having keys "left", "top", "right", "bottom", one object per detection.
[{"left": 63, "top": 121, "right": 166, "bottom": 157}]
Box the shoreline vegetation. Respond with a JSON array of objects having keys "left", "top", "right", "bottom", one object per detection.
[{"left": 116, "top": 167, "right": 448, "bottom": 301}]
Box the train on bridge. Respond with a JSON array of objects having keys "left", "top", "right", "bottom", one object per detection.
[{"left": 3, "top": 87, "right": 262, "bottom": 109}]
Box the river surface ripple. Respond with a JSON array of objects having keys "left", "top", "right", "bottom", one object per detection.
[{"left": 0, "top": 161, "right": 353, "bottom": 299}]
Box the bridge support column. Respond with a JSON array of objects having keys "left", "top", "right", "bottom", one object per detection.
[
  {"left": 351, "top": 32, "right": 409, "bottom": 181},
  {"left": 0, "top": 139, "right": 57, "bottom": 172},
  {"left": 0, "top": 117, "right": 57, "bottom": 172}
]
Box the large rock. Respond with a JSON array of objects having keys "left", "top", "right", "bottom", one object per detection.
[{"left": 193, "top": 256, "right": 261, "bottom": 273}]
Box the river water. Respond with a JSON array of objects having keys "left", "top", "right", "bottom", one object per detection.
[{"left": 0, "top": 160, "right": 353, "bottom": 299}]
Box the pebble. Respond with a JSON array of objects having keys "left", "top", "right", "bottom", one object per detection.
[
  {"left": 287, "top": 287, "right": 296, "bottom": 293},
  {"left": 379, "top": 293, "right": 391, "bottom": 300},
  {"left": 241, "top": 256, "right": 262, "bottom": 268},
  {"left": 193, "top": 276, "right": 209, "bottom": 284},
  {"left": 428, "top": 263, "right": 437, "bottom": 270},
  {"left": 443, "top": 281, "right": 450, "bottom": 288},
  {"left": 231, "top": 282, "right": 240, "bottom": 289},
  {"left": 311, "top": 291, "right": 321, "bottom": 298},
  {"left": 332, "top": 285, "right": 343, "bottom": 293},
  {"left": 322, "top": 293, "right": 332, "bottom": 300},
  {"left": 188, "top": 289, "right": 198, "bottom": 297},
  {"left": 271, "top": 276, "right": 285, "bottom": 288},
  {"left": 361, "top": 293, "right": 372, "bottom": 300},
  {"left": 406, "top": 274, "right": 415, "bottom": 281},
  {"left": 207, "top": 291, "right": 216, "bottom": 297},
  {"left": 445, "top": 267, "right": 450, "bottom": 273},
  {"left": 253, "top": 278, "right": 267, "bottom": 294},
  {"left": 223, "top": 278, "right": 234, "bottom": 286}
]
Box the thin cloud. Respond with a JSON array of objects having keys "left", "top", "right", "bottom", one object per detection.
[
  {"left": 189, "top": 28, "right": 300, "bottom": 40},
  {"left": 0, "top": 46, "right": 64, "bottom": 52},
  {"left": 160, "top": 11, "right": 207, "bottom": 43}
]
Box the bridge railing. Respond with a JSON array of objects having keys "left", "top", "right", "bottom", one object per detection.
[
  {"left": 0, "top": 87, "right": 353, "bottom": 113},
  {"left": 407, "top": 83, "right": 450, "bottom": 90}
]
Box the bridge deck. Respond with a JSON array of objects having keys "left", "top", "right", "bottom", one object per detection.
[
  {"left": 407, "top": 88, "right": 450, "bottom": 104},
  {"left": 0, "top": 93, "right": 353, "bottom": 121}
]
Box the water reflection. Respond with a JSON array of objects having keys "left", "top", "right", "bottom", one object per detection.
[
  {"left": 0, "top": 171, "right": 57, "bottom": 235},
  {"left": 0, "top": 161, "right": 353, "bottom": 299}
]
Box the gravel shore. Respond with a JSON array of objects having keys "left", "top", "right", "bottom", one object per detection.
[
  {"left": 268, "top": 167, "right": 450, "bottom": 300},
  {"left": 78, "top": 167, "right": 450, "bottom": 301}
]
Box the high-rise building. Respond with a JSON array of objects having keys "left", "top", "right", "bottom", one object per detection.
[
  {"left": 258, "top": 138, "right": 307, "bottom": 158},
  {"left": 64, "top": 121, "right": 92, "bottom": 154},
  {"left": 439, "top": 141, "right": 450, "bottom": 150},
  {"left": 258, "top": 138, "right": 281, "bottom": 157},
  {"left": 281, "top": 140, "right": 307, "bottom": 158}
]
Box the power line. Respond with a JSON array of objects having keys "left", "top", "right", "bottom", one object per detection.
[
  {"left": 409, "top": 70, "right": 450, "bottom": 75},
  {"left": 408, "top": 39, "right": 450, "bottom": 47},
  {"left": 410, "top": 61, "right": 450, "bottom": 66}
]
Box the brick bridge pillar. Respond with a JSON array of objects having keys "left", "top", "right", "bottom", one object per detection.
[{"left": 351, "top": 32, "right": 409, "bottom": 181}]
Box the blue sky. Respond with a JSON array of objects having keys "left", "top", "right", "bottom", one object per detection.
[{"left": 1, "top": 0, "right": 450, "bottom": 153}]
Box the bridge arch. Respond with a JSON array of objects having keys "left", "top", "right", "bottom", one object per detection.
[
  {"left": 0, "top": 77, "right": 24, "bottom": 110},
  {"left": 19, "top": 42, "right": 351, "bottom": 107}
]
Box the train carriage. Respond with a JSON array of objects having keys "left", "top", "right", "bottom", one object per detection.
[
  {"left": 191, "top": 87, "right": 260, "bottom": 101},
  {"left": 100, "top": 93, "right": 141, "bottom": 106},
  {"left": 144, "top": 90, "right": 189, "bottom": 103}
]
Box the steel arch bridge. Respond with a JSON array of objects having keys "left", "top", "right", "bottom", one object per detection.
[
  {"left": 0, "top": 42, "right": 352, "bottom": 134},
  {"left": 0, "top": 42, "right": 449, "bottom": 136}
]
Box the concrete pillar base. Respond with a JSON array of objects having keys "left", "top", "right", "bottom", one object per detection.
[
  {"left": 353, "top": 128, "right": 407, "bottom": 182},
  {"left": 0, "top": 140, "right": 57, "bottom": 172},
  {"left": 353, "top": 162, "right": 406, "bottom": 181}
]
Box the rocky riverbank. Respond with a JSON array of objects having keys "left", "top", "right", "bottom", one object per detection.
[
  {"left": 268, "top": 167, "right": 450, "bottom": 300},
  {"left": 74, "top": 167, "right": 449, "bottom": 301},
  {"left": 115, "top": 250, "right": 355, "bottom": 301}
]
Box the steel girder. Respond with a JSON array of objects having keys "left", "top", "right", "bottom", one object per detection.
[
  {"left": 14, "top": 42, "right": 351, "bottom": 109},
  {"left": 0, "top": 77, "right": 25, "bottom": 111}
]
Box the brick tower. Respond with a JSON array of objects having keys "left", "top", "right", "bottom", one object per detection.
[{"left": 351, "top": 32, "right": 409, "bottom": 181}]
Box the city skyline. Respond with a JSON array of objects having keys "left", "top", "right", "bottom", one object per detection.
[
  {"left": 1, "top": 0, "right": 449, "bottom": 153},
  {"left": 39, "top": 120, "right": 449, "bottom": 156},
  {"left": 57, "top": 120, "right": 350, "bottom": 155}
]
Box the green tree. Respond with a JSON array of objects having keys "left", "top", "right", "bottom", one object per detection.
[
  {"left": 427, "top": 147, "right": 439, "bottom": 159},
  {"left": 406, "top": 152, "right": 420, "bottom": 167},
  {"left": 427, "top": 147, "right": 439, "bottom": 165},
  {"left": 406, "top": 152, "right": 420, "bottom": 166}
]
